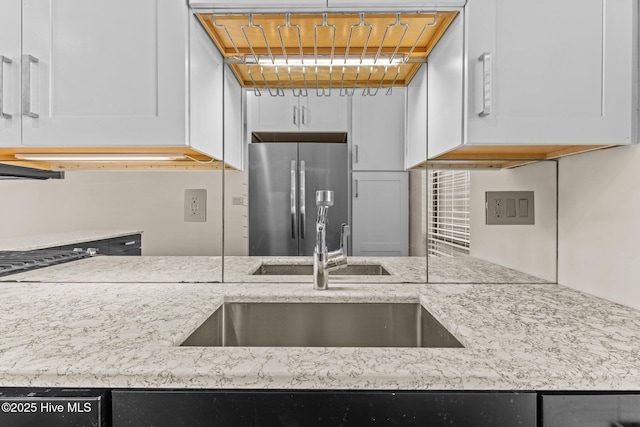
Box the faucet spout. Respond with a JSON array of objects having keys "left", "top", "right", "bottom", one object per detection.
[{"left": 313, "top": 191, "right": 348, "bottom": 290}]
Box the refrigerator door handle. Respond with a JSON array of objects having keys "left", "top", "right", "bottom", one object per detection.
[
  {"left": 291, "top": 160, "right": 297, "bottom": 239},
  {"left": 299, "top": 160, "right": 306, "bottom": 239}
]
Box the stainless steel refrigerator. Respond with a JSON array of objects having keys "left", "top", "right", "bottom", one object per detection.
[{"left": 249, "top": 142, "right": 348, "bottom": 256}]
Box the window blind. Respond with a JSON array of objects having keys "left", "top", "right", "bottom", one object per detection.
[{"left": 427, "top": 170, "right": 470, "bottom": 257}]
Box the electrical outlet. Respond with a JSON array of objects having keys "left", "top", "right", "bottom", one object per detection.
[
  {"left": 185, "top": 189, "right": 207, "bottom": 222},
  {"left": 486, "top": 191, "right": 534, "bottom": 225}
]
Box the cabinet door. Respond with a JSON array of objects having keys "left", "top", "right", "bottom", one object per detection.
[
  {"left": 352, "top": 88, "right": 406, "bottom": 171},
  {"left": 352, "top": 171, "right": 408, "bottom": 256},
  {"left": 21, "top": 0, "right": 187, "bottom": 147},
  {"left": 466, "top": 0, "right": 637, "bottom": 145},
  {"left": 406, "top": 64, "right": 427, "bottom": 168},
  {"left": 246, "top": 93, "right": 298, "bottom": 134},
  {"left": 542, "top": 394, "right": 640, "bottom": 427},
  {"left": 300, "top": 94, "right": 348, "bottom": 132},
  {"left": 189, "top": 0, "right": 326, "bottom": 9},
  {"left": 427, "top": 12, "right": 464, "bottom": 159},
  {"left": 328, "top": 0, "right": 466, "bottom": 7},
  {"left": 0, "top": 0, "right": 21, "bottom": 147}
]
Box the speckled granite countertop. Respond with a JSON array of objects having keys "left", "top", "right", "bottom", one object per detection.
[
  {"left": 0, "top": 230, "right": 143, "bottom": 252},
  {"left": 1, "top": 255, "right": 548, "bottom": 284},
  {"left": 0, "top": 280, "right": 638, "bottom": 390}
]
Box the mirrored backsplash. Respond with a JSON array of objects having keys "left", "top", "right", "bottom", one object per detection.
[{"left": 1, "top": 162, "right": 556, "bottom": 285}]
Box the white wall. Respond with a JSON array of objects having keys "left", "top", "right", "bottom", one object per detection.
[
  {"left": 0, "top": 171, "right": 224, "bottom": 256},
  {"left": 224, "top": 170, "right": 249, "bottom": 256},
  {"left": 469, "top": 161, "right": 557, "bottom": 282},
  {"left": 558, "top": 145, "right": 640, "bottom": 310}
]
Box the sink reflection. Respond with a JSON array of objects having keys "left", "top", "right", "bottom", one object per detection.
[
  {"left": 251, "top": 263, "right": 390, "bottom": 276},
  {"left": 181, "top": 302, "right": 463, "bottom": 348}
]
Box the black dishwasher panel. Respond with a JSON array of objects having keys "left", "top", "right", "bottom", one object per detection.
[
  {"left": 542, "top": 394, "right": 640, "bottom": 427},
  {"left": 112, "top": 390, "right": 536, "bottom": 427}
]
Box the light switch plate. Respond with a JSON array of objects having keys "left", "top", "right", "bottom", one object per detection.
[
  {"left": 486, "top": 191, "right": 534, "bottom": 225},
  {"left": 185, "top": 189, "right": 207, "bottom": 222}
]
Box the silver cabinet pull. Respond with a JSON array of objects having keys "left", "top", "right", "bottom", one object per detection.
[
  {"left": 123, "top": 241, "right": 136, "bottom": 246},
  {"left": 290, "top": 160, "right": 297, "bottom": 239},
  {"left": 478, "top": 52, "right": 492, "bottom": 117},
  {"left": 22, "top": 55, "right": 39, "bottom": 118},
  {"left": 354, "top": 179, "right": 359, "bottom": 198},
  {"left": 0, "top": 56, "right": 11, "bottom": 119},
  {"left": 299, "top": 160, "right": 306, "bottom": 239},
  {"left": 293, "top": 105, "right": 298, "bottom": 126},
  {"left": 301, "top": 105, "right": 306, "bottom": 126},
  {"left": 354, "top": 145, "right": 359, "bottom": 163}
]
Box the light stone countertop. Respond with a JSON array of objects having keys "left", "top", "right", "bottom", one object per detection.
[
  {"left": 0, "top": 280, "right": 638, "bottom": 390},
  {"left": 1, "top": 255, "right": 548, "bottom": 284},
  {"left": 0, "top": 230, "right": 143, "bottom": 252}
]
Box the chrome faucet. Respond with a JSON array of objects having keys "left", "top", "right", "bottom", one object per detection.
[{"left": 314, "top": 190, "right": 350, "bottom": 290}]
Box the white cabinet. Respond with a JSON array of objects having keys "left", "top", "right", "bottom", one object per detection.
[
  {"left": 427, "top": 12, "right": 464, "bottom": 159},
  {"left": 247, "top": 93, "right": 348, "bottom": 135},
  {"left": 464, "top": 0, "right": 637, "bottom": 147},
  {"left": 352, "top": 171, "right": 408, "bottom": 256},
  {"left": 189, "top": 0, "right": 326, "bottom": 9},
  {"left": 352, "top": 88, "right": 406, "bottom": 171},
  {"left": 405, "top": 64, "right": 427, "bottom": 169},
  {"left": 189, "top": 11, "right": 224, "bottom": 161},
  {"left": 328, "top": 0, "right": 465, "bottom": 7},
  {"left": 0, "top": 0, "right": 21, "bottom": 147},
  {"left": 20, "top": 0, "right": 187, "bottom": 147}
]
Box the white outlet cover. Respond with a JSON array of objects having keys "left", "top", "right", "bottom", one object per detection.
[{"left": 184, "top": 189, "right": 207, "bottom": 222}]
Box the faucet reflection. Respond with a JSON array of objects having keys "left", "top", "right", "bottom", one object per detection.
[{"left": 314, "top": 190, "right": 350, "bottom": 290}]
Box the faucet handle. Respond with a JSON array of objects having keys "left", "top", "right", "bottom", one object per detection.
[{"left": 340, "top": 223, "right": 350, "bottom": 252}]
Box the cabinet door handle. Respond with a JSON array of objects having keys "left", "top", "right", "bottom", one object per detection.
[
  {"left": 354, "top": 179, "right": 359, "bottom": 198},
  {"left": 22, "top": 55, "right": 39, "bottom": 118},
  {"left": 299, "top": 160, "right": 306, "bottom": 239},
  {"left": 290, "top": 160, "right": 297, "bottom": 239},
  {"left": 478, "top": 52, "right": 492, "bottom": 117},
  {"left": 293, "top": 105, "right": 298, "bottom": 126},
  {"left": 354, "top": 145, "right": 359, "bottom": 163},
  {"left": 0, "top": 56, "right": 12, "bottom": 119},
  {"left": 123, "top": 241, "right": 137, "bottom": 246},
  {"left": 301, "top": 105, "right": 306, "bottom": 126}
]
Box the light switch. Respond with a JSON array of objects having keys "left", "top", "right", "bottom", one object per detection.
[
  {"left": 506, "top": 199, "right": 516, "bottom": 217},
  {"left": 519, "top": 199, "right": 529, "bottom": 217}
]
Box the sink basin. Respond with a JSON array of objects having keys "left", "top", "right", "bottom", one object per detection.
[
  {"left": 181, "top": 302, "right": 463, "bottom": 348},
  {"left": 251, "top": 264, "right": 390, "bottom": 276}
]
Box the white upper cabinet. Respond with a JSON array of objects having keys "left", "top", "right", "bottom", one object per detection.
[
  {"left": 299, "top": 95, "right": 348, "bottom": 132},
  {"left": 405, "top": 64, "right": 427, "bottom": 169},
  {"left": 189, "top": 12, "right": 224, "bottom": 160},
  {"left": 0, "top": 0, "right": 21, "bottom": 147},
  {"left": 20, "top": 0, "right": 187, "bottom": 147},
  {"left": 465, "top": 0, "right": 637, "bottom": 146},
  {"left": 328, "top": 0, "right": 465, "bottom": 7},
  {"left": 352, "top": 88, "right": 406, "bottom": 171},
  {"left": 246, "top": 93, "right": 348, "bottom": 135},
  {"left": 189, "top": 0, "right": 326, "bottom": 10},
  {"left": 427, "top": 12, "right": 464, "bottom": 159}
]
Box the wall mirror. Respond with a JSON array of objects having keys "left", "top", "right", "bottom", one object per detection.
[
  {"left": 425, "top": 161, "right": 557, "bottom": 284},
  {"left": 223, "top": 67, "right": 558, "bottom": 285},
  {"left": 0, "top": 169, "right": 224, "bottom": 284}
]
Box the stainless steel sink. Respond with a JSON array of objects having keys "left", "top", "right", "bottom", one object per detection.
[
  {"left": 181, "top": 302, "right": 463, "bottom": 348},
  {"left": 251, "top": 264, "right": 390, "bottom": 276}
]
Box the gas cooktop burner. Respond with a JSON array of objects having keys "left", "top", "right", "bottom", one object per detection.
[{"left": 0, "top": 249, "right": 90, "bottom": 278}]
